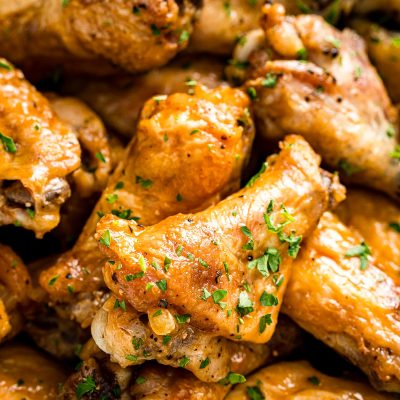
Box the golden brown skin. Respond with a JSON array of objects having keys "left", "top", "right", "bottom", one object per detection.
[
  {"left": 92, "top": 295, "right": 302, "bottom": 381},
  {"left": 336, "top": 189, "right": 400, "bottom": 282},
  {"left": 225, "top": 361, "right": 395, "bottom": 399},
  {"left": 352, "top": 20, "right": 400, "bottom": 104},
  {"left": 0, "top": 59, "right": 81, "bottom": 237},
  {"left": 75, "top": 56, "right": 226, "bottom": 138},
  {"left": 0, "top": 0, "right": 197, "bottom": 74},
  {"left": 232, "top": 4, "right": 400, "bottom": 200},
  {"left": 48, "top": 95, "right": 112, "bottom": 198},
  {"left": 129, "top": 364, "right": 229, "bottom": 399},
  {"left": 283, "top": 212, "right": 400, "bottom": 392},
  {"left": 96, "top": 135, "right": 344, "bottom": 345},
  {"left": 39, "top": 85, "right": 255, "bottom": 326},
  {"left": 0, "top": 244, "right": 33, "bottom": 342},
  {"left": 0, "top": 343, "right": 66, "bottom": 400}
]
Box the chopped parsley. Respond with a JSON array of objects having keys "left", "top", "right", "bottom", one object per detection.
[
  {"left": 387, "top": 124, "right": 396, "bottom": 138},
  {"left": 76, "top": 376, "right": 96, "bottom": 399},
  {"left": 390, "top": 145, "right": 400, "bottom": 161},
  {"left": 179, "top": 356, "right": 190, "bottom": 367},
  {"left": 200, "top": 357, "right": 210, "bottom": 369},
  {"left": 151, "top": 24, "right": 161, "bottom": 36},
  {"left": 95, "top": 151, "right": 106, "bottom": 163},
  {"left": 48, "top": 275, "right": 59, "bottom": 286},
  {"left": 296, "top": 48, "right": 308, "bottom": 61},
  {"left": 179, "top": 30, "right": 190, "bottom": 44},
  {"left": 247, "top": 87, "right": 257, "bottom": 100},
  {"left": 345, "top": 241, "right": 371, "bottom": 270},
  {"left": 132, "top": 337, "right": 143, "bottom": 350},
  {"left": 176, "top": 193, "right": 183, "bottom": 202},
  {"left": 246, "top": 162, "right": 267, "bottom": 187},
  {"left": 219, "top": 372, "right": 246, "bottom": 385},
  {"left": 125, "top": 272, "right": 145, "bottom": 281},
  {"left": 175, "top": 313, "right": 191, "bottom": 324},
  {"left": 198, "top": 258, "right": 209, "bottom": 268},
  {"left": 308, "top": 376, "right": 320, "bottom": 386},
  {"left": 136, "top": 176, "right": 153, "bottom": 188},
  {"left": 262, "top": 73, "right": 278, "bottom": 88},
  {"left": 248, "top": 247, "right": 281, "bottom": 276},
  {"left": 212, "top": 289, "right": 227, "bottom": 305},
  {"left": 338, "top": 159, "right": 361, "bottom": 176},
  {"left": 236, "top": 291, "right": 254, "bottom": 316},
  {"left": 106, "top": 193, "right": 118, "bottom": 204},
  {"left": 0, "top": 61, "right": 12, "bottom": 71},
  {"left": 136, "top": 376, "right": 146, "bottom": 384},
  {"left": 114, "top": 299, "right": 126, "bottom": 311},
  {"left": 259, "top": 314, "right": 272, "bottom": 334},
  {"left": 247, "top": 385, "right": 265, "bottom": 400},
  {"left": 260, "top": 291, "right": 279, "bottom": 306},
  {"left": 125, "top": 354, "right": 137, "bottom": 362},
  {"left": 164, "top": 256, "right": 171, "bottom": 272},
  {"left": 163, "top": 335, "right": 172, "bottom": 345},
  {"left": 99, "top": 230, "right": 111, "bottom": 247},
  {"left": 389, "top": 222, "right": 400, "bottom": 233},
  {"left": 0, "top": 132, "right": 17, "bottom": 153},
  {"left": 241, "top": 225, "right": 254, "bottom": 250},
  {"left": 26, "top": 208, "right": 35, "bottom": 219},
  {"left": 156, "top": 279, "right": 167, "bottom": 292},
  {"left": 152, "top": 309, "right": 162, "bottom": 317},
  {"left": 201, "top": 288, "right": 211, "bottom": 300}
]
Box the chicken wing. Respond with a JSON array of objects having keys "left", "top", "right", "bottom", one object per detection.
[
  {"left": 225, "top": 360, "right": 394, "bottom": 399},
  {"left": 0, "top": 343, "right": 66, "bottom": 400},
  {"left": 188, "top": 0, "right": 354, "bottom": 55},
  {"left": 0, "top": 59, "right": 81, "bottom": 237},
  {"left": 283, "top": 212, "right": 400, "bottom": 392},
  {"left": 74, "top": 56, "right": 226, "bottom": 138},
  {"left": 0, "top": 244, "right": 33, "bottom": 342},
  {"left": 129, "top": 363, "right": 229, "bottom": 400},
  {"left": 351, "top": 20, "right": 400, "bottom": 104},
  {"left": 335, "top": 189, "right": 400, "bottom": 281},
  {"left": 39, "top": 84, "right": 255, "bottom": 327},
  {"left": 92, "top": 297, "right": 302, "bottom": 381},
  {"left": 96, "top": 135, "right": 343, "bottom": 348},
  {"left": 0, "top": 0, "right": 197, "bottom": 74},
  {"left": 230, "top": 4, "right": 400, "bottom": 201}
]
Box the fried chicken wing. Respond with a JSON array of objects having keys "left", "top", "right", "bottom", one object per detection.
[
  {"left": 0, "top": 343, "right": 66, "bottom": 400},
  {"left": 92, "top": 297, "right": 302, "bottom": 381},
  {"left": 75, "top": 56, "right": 226, "bottom": 138},
  {"left": 283, "top": 212, "right": 400, "bottom": 392},
  {"left": 351, "top": 20, "right": 400, "bottom": 104},
  {"left": 0, "top": 0, "right": 197, "bottom": 74},
  {"left": 225, "top": 361, "right": 394, "bottom": 399},
  {"left": 0, "top": 59, "right": 81, "bottom": 237},
  {"left": 0, "top": 244, "right": 32, "bottom": 342},
  {"left": 96, "top": 135, "right": 343, "bottom": 346},
  {"left": 188, "top": 0, "right": 354, "bottom": 55},
  {"left": 129, "top": 364, "right": 230, "bottom": 399},
  {"left": 335, "top": 189, "right": 400, "bottom": 281},
  {"left": 39, "top": 85, "right": 255, "bottom": 327},
  {"left": 231, "top": 4, "right": 400, "bottom": 200}
]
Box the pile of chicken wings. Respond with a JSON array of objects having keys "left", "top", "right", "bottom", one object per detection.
[{"left": 0, "top": 0, "right": 400, "bottom": 399}]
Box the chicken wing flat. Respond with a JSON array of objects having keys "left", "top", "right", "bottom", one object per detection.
[
  {"left": 92, "top": 294, "right": 302, "bottom": 381},
  {"left": 335, "top": 189, "right": 400, "bottom": 281},
  {"left": 225, "top": 360, "right": 394, "bottom": 399},
  {"left": 352, "top": 20, "right": 400, "bottom": 104},
  {"left": 39, "top": 85, "right": 255, "bottom": 327},
  {"left": 0, "top": 343, "right": 66, "bottom": 400},
  {"left": 0, "top": 59, "right": 81, "bottom": 237},
  {"left": 283, "top": 212, "right": 400, "bottom": 392},
  {"left": 232, "top": 4, "right": 400, "bottom": 201},
  {"left": 0, "top": 243, "right": 33, "bottom": 342},
  {"left": 0, "top": 0, "right": 197, "bottom": 74},
  {"left": 96, "top": 135, "right": 344, "bottom": 347},
  {"left": 75, "top": 56, "right": 226, "bottom": 138}
]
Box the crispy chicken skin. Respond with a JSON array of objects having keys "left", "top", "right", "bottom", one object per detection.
[
  {"left": 0, "top": 244, "right": 32, "bottom": 342},
  {"left": 0, "top": 0, "right": 197, "bottom": 74},
  {"left": 336, "top": 189, "right": 400, "bottom": 281},
  {"left": 225, "top": 361, "right": 394, "bottom": 399},
  {"left": 96, "top": 135, "right": 344, "bottom": 345},
  {"left": 39, "top": 85, "right": 255, "bottom": 325},
  {"left": 0, "top": 343, "right": 66, "bottom": 400},
  {"left": 129, "top": 364, "right": 229, "bottom": 399},
  {"left": 75, "top": 57, "right": 226, "bottom": 138},
  {"left": 232, "top": 4, "right": 400, "bottom": 200},
  {"left": 352, "top": 20, "right": 400, "bottom": 104},
  {"left": 92, "top": 295, "right": 302, "bottom": 381},
  {"left": 0, "top": 59, "right": 81, "bottom": 237},
  {"left": 283, "top": 212, "right": 400, "bottom": 392}
]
